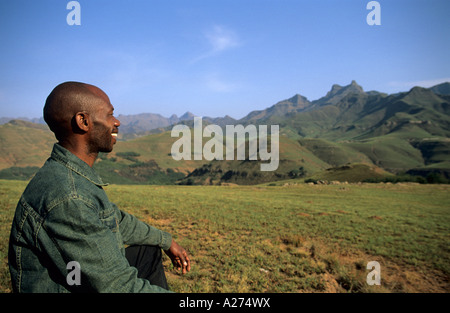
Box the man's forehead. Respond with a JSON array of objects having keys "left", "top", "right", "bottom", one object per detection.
[
  {"left": 95, "top": 99, "right": 114, "bottom": 112},
  {"left": 85, "top": 84, "right": 113, "bottom": 110}
]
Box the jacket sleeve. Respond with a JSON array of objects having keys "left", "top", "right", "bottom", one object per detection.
[
  {"left": 41, "top": 197, "right": 172, "bottom": 293},
  {"left": 115, "top": 204, "right": 173, "bottom": 250}
]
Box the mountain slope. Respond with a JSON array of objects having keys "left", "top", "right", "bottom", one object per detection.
[
  {"left": 182, "top": 81, "right": 450, "bottom": 183},
  {"left": 116, "top": 111, "right": 195, "bottom": 135},
  {"left": 429, "top": 82, "right": 450, "bottom": 95},
  {"left": 268, "top": 84, "right": 450, "bottom": 141},
  {"left": 0, "top": 120, "right": 54, "bottom": 170},
  {"left": 1, "top": 81, "right": 449, "bottom": 184},
  {"left": 239, "top": 94, "right": 312, "bottom": 124}
]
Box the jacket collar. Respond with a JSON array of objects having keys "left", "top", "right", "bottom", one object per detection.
[{"left": 50, "top": 143, "right": 108, "bottom": 187}]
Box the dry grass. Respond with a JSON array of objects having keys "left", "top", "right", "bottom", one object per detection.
[{"left": 1, "top": 180, "right": 449, "bottom": 293}]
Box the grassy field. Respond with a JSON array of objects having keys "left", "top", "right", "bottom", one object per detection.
[{"left": 0, "top": 179, "right": 449, "bottom": 293}]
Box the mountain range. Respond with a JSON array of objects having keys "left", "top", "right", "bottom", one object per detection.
[{"left": 1, "top": 81, "right": 449, "bottom": 185}]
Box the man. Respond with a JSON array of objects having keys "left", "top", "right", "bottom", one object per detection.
[{"left": 8, "top": 82, "right": 190, "bottom": 292}]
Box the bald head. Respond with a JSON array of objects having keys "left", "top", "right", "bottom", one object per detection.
[{"left": 43, "top": 82, "right": 109, "bottom": 141}]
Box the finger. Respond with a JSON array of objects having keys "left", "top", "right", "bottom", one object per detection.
[
  {"left": 180, "top": 258, "right": 187, "bottom": 274},
  {"left": 173, "top": 257, "right": 182, "bottom": 270},
  {"left": 184, "top": 255, "right": 191, "bottom": 272},
  {"left": 175, "top": 254, "right": 187, "bottom": 274},
  {"left": 181, "top": 253, "right": 190, "bottom": 274}
]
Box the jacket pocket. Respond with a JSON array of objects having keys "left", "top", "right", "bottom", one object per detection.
[{"left": 99, "top": 207, "right": 119, "bottom": 233}]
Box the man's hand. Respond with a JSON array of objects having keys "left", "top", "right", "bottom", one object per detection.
[{"left": 164, "top": 239, "right": 191, "bottom": 274}]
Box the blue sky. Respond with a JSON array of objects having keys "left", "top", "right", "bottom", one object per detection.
[{"left": 0, "top": 0, "right": 449, "bottom": 119}]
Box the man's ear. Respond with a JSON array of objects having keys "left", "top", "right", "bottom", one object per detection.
[{"left": 74, "top": 112, "right": 90, "bottom": 133}]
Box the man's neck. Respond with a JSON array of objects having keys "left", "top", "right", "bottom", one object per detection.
[{"left": 58, "top": 140, "right": 98, "bottom": 167}]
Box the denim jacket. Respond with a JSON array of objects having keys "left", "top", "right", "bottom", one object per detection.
[{"left": 8, "top": 143, "right": 173, "bottom": 293}]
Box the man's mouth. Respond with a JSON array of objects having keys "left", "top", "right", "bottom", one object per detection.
[{"left": 111, "top": 133, "right": 118, "bottom": 138}]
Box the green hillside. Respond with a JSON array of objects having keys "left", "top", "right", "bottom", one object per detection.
[
  {"left": 1, "top": 81, "right": 449, "bottom": 185},
  {"left": 93, "top": 131, "right": 210, "bottom": 185},
  {"left": 0, "top": 122, "right": 193, "bottom": 184},
  {"left": 276, "top": 87, "right": 450, "bottom": 141},
  {"left": 306, "top": 163, "right": 393, "bottom": 183},
  {"left": 110, "top": 131, "right": 207, "bottom": 173},
  {"left": 0, "top": 120, "right": 54, "bottom": 171},
  {"left": 298, "top": 138, "right": 373, "bottom": 166},
  {"left": 261, "top": 163, "right": 393, "bottom": 186},
  {"left": 177, "top": 135, "right": 330, "bottom": 185},
  {"left": 181, "top": 83, "right": 449, "bottom": 184}
]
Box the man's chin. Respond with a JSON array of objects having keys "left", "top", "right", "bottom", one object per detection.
[{"left": 99, "top": 146, "right": 114, "bottom": 153}]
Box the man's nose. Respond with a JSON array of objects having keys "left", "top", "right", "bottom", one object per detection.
[{"left": 114, "top": 117, "right": 121, "bottom": 127}]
